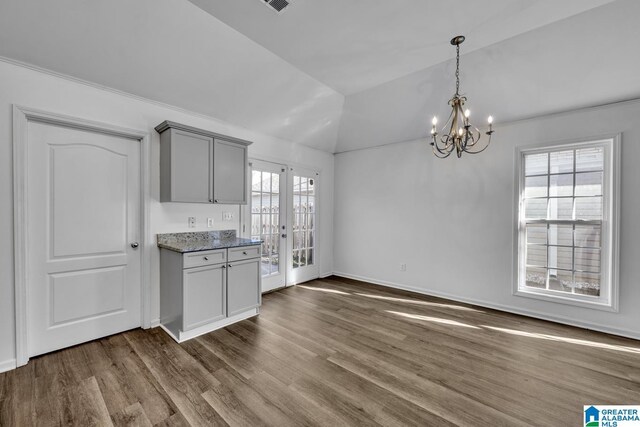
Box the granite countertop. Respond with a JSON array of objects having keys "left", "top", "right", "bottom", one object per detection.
[{"left": 157, "top": 230, "right": 261, "bottom": 253}]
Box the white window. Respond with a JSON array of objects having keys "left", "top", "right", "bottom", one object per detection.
[{"left": 514, "top": 137, "right": 620, "bottom": 310}]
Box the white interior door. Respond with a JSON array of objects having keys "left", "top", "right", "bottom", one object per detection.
[
  {"left": 26, "top": 121, "right": 142, "bottom": 357},
  {"left": 288, "top": 167, "right": 319, "bottom": 285},
  {"left": 248, "top": 160, "right": 287, "bottom": 292}
]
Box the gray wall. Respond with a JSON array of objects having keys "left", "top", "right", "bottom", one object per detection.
[{"left": 334, "top": 99, "right": 640, "bottom": 338}]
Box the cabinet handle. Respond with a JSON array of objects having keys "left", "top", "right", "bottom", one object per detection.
[
  {"left": 228, "top": 264, "right": 232, "bottom": 268},
  {"left": 209, "top": 199, "right": 213, "bottom": 203},
  {"left": 242, "top": 251, "right": 247, "bottom": 255},
  {"left": 221, "top": 265, "right": 226, "bottom": 269},
  {"left": 204, "top": 256, "right": 209, "bottom": 261},
  {"left": 214, "top": 199, "right": 219, "bottom": 203}
]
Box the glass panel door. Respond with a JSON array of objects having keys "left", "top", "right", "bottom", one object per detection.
[
  {"left": 288, "top": 168, "right": 319, "bottom": 284},
  {"left": 248, "top": 160, "right": 286, "bottom": 292}
]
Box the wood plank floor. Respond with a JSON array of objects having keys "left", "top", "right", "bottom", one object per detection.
[{"left": 2, "top": 276, "right": 640, "bottom": 426}]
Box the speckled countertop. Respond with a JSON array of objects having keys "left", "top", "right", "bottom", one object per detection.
[{"left": 157, "top": 230, "right": 261, "bottom": 253}]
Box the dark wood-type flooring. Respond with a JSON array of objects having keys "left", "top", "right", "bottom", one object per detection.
[{"left": 2, "top": 276, "right": 640, "bottom": 426}]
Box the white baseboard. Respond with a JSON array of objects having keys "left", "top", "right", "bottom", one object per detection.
[
  {"left": 319, "top": 272, "right": 333, "bottom": 279},
  {"left": 159, "top": 308, "right": 259, "bottom": 343},
  {"left": 0, "top": 358, "right": 17, "bottom": 373},
  {"left": 149, "top": 318, "right": 160, "bottom": 328},
  {"left": 332, "top": 271, "right": 640, "bottom": 341}
]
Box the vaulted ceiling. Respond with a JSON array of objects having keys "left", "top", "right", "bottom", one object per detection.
[
  {"left": 0, "top": 0, "right": 634, "bottom": 153},
  {"left": 190, "top": 0, "right": 615, "bottom": 95}
]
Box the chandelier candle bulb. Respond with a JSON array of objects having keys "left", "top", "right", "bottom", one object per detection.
[{"left": 429, "top": 35, "right": 494, "bottom": 158}]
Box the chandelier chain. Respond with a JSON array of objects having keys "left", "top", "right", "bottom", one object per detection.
[{"left": 455, "top": 44, "right": 460, "bottom": 96}]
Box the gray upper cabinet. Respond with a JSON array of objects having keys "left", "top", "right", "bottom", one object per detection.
[
  {"left": 213, "top": 139, "right": 247, "bottom": 204},
  {"left": 156, "top": 121, "right": 251, "bottom": 204}
]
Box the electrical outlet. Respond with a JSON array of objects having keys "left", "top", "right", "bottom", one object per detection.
[
  {"left": 188, "top": 217, "right": 196, "bottom": 228},
  {"left": 207, "top": 218, "right": 214, "bottom": 227},
  {"left": 223, "top": 212, "right": 233, "bottom": 221},
  {"left": 400, "top": 263, "right": 407, "bottom": 271}
]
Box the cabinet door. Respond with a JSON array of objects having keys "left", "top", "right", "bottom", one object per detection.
[
  {"left": 167, "top": 130, "right": 213, "bottom": 203},
  {"left": 227, "top": 258, "right": 261, "bottom": 316},
  {"left": 213, "top": 139, "right": 247, "bottom": 204},
  {"left": 183, "top": 264, "right": 226, "bottom": 330}
]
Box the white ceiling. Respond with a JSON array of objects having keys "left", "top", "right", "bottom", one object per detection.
[
  {"left": 337, "top": 0, "right": 640, "bottom": 152},
  {"left": 189, "top": 0, "right": 616, "bottom": 95},
  {"left": 0, "top": 0, "right": 628, "bottom": 153},
  {"left": 0, "top": 0, "right": 344, "bottom": 152}
]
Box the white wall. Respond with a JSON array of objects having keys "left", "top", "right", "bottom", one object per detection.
[
  {"left": 334, "top": 99, "right": 640, "bottom": 339},
  {"left": 0, "top": 59, "right": 334, "bottom": 369}
]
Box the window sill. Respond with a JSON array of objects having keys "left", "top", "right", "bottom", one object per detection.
[{"left": 514, "top": 287, "right": 618, "bottom": 312}]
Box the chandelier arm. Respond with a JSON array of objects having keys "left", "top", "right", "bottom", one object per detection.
[
  {"left": 462, "top": 134, "right": 492, "bottom": 154},
  {"left": 463, "top": 127, "right": 481, "bottom": 148},
  {"left": 432, "top": 146, "right": 452, "bottom": 158},
  {"left": 433, "top": 135, "right": 454, "bottom": 155}
]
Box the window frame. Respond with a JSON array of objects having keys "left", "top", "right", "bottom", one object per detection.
[{"left": 513, "top": 135, "right": 621, "bottom": 311}]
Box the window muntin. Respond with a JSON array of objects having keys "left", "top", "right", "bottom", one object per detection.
[{"left": 516, "top": 139, "right": 617, "bottom": 308}]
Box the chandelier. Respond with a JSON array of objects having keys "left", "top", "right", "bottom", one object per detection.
[{"left": 430, "top": 35, "right": 494, "bottom": 158}]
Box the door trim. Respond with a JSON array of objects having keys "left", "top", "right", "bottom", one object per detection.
[{"left": 12, "top": 105, "right": 152, "bottom": 367}]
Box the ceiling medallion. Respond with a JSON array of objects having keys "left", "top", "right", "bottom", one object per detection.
[{"left": 430, "top": 35, "right": 494, "bottom": 158}]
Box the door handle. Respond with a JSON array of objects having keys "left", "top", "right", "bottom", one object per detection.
[
  {"left": 130, "top": 242, "right": 139, "bottom": 249},
  {"left": 281, "top": 234, "right": 287, "bottom": 238}
]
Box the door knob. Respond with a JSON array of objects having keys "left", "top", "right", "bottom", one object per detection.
[
  {"left": 130, "top": 242, "right": 139, "bottom": 249},
  {"left": 281, "top": 234, "right": 287, "bottom": 238}
]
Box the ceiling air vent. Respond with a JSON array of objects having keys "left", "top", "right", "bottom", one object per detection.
[{"left": 261, "top": 0, "right": 291, "bottom": 14}]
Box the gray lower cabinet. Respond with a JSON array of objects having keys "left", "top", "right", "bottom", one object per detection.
[
  {"left": 160, "top": 245, "right": 261, "bottom": 342},
  {"left": 156, "top": 121, "right": 251, "bottom": 204},
  {"left": 227, "top": 258, "right": 261, "bottom": 316},
  {"left": 183, "top": 264, "right": 226, "bottom": 330}
]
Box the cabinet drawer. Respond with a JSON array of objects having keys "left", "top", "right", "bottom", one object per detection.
[
  {"left": 228, "top": 245, "right": 261, "bottom": 262},
  {"left": 183, "top": 249, "right": 226, "bottom": 269}
]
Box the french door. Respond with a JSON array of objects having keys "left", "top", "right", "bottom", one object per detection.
[
  {"left": 249, "top": 160, "right": 287, "bottom": 292},
  {"left": 288, "top": 167, "right": 319, "bottom": 285},
  {"left": 247, "top": 162, "right": 320, "bottom": 291}
]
